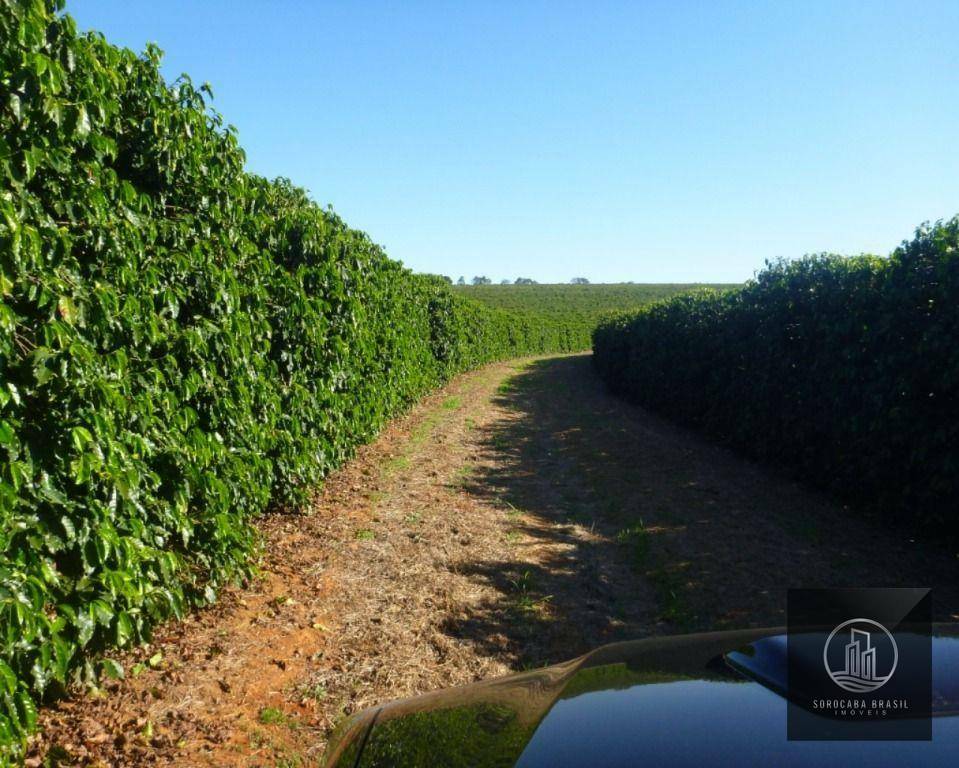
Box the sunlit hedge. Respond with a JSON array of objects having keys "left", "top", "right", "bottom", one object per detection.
[
  {"left": 594, "top": 221, "right": 959, "bottom": 532},
  {"left": 0, "top": 1, "right": 581, "bottom": 759},
  {"left": 459, "top": 282, "right": 740, "bottom": 349}
]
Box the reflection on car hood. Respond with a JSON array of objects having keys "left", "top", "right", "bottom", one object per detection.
[{"left": 323, "top": 625, "right": 959, "bottom": 768}]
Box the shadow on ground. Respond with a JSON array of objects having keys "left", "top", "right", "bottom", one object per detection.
[{"left": 445, "top": 354, "right": 959, "bottom": 668}]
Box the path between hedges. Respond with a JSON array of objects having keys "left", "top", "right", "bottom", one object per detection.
[{"left": 33, "top": 354, "right": 959, "bottom": 767}]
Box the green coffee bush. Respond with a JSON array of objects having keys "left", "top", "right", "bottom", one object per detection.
[
  {"left": 0, "top": 1, "right": 581, "bottom": 759},
  {"left": 593, "top": 222, "right": 959, "bottom": 532},
  {"left": 458, "top": 282, "right": 739, "bottom": 350}
]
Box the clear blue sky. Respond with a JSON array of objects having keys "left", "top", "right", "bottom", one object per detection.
[{"left": 69, "top": 1, "right": 959, "bottom": 283}]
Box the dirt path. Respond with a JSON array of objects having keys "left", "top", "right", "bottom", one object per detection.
[{"left": 34, "top": 354, "right": 959, "bottom": 767}]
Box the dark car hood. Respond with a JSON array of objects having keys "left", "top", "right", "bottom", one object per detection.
[{"left": 324, "top": 626, "right": 959, "bottom": 767}]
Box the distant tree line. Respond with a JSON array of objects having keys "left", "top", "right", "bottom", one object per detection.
[{"left": 447, "top": 276, "right": 590, "bottom": 285}]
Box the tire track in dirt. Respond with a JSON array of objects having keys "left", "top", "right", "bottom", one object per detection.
[{"left": 32, "top": 354, "right": 959, "bottom": 767}]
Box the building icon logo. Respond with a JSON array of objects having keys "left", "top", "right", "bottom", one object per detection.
[{"left": 823, "top": 618, "right": 898, "bottom": 693}]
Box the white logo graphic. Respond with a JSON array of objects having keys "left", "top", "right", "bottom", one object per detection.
[{"left": 823, "top": 618, "right": 898, "bottom": 693}]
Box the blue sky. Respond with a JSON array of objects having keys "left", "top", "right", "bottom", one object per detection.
[{"left": 69, "top": 1, "right": 959, "bottom": 283}]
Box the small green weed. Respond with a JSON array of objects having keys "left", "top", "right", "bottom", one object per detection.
[
  {"left": 616, "top": 521, "right": 649, "bottom": 571},
  {"left": 258, "top": 706, "right": 300, "bottom": 729},
  {"left": 648, "top": 566, "right": 693, "bottom": 630}
]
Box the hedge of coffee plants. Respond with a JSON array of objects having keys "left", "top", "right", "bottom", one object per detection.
[
  {"left": 594, "top": 220, "right": 958, "bottom": 533},
  {"left": 457, "top": 282, "right": 739, "bottom": 350},
  {"left": 0, "top": 1, "right": 583, "bottom": 759}
]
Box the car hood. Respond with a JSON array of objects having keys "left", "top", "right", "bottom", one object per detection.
[{"left": 323, "top": 625, "right": 959, "bottom": 767}]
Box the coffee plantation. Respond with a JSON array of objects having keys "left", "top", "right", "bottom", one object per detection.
[
  {"left": 593, "top": 221, "right": 958, "bottom": 533},
  {"left": 0, "top": 1, "right": 585, "bottom": 759},
  {"left": 456, "top": 283, "right": 739, "bottom": 350}
]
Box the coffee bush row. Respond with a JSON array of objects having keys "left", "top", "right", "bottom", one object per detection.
[
  {"left": 593, "top": 220, "right": 958, "bottom": 535},
  {"left": 0, "top": 1, "right": 581, "bottom": 758}
]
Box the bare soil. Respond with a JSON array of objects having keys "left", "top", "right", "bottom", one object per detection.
[{"left": 31, "top": 354, "right": 959, "bottom": 767}]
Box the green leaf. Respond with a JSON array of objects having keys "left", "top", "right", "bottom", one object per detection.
[
  {"left": 75, "top": 105, "right": 90, "bottom": 137},
  {"left": 60, "top": 515, "right": 76, "bottom": 542},
  {"left": 38, "top": 474, "right": 68, "bottom": 505},
  {"left": 71, "top": 426, "right": 93, "bottom": 450},
  {"left": 100, "top": 658, "right": 124, "bottom": 680},
  {"left": 115, "top": 612, "right": 134, "bottom": 647},
  {"left": 16, "top": 692, "right": 37, "bottom": 732},
  {"left": 38, "top": 560, "right": 59, "bottom": 586},
  {"left": 76, "top": 611, "right": 95, "bottom": 646},
  {"left": 91, "top": 600, "right": 114, "bottom": 626},
  {"left": 8, "top": 94, "right": 21, "bottom": 123},
  {"left": 0, "top": 661, "right": 17, "bottom": 695},
  {"left": 57, "top": 296, "right": 77, "bottom": 324}
]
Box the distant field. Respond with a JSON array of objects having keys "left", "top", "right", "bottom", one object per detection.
[{"left": 456, "top": 283, "right": 739, "bottom": 330}]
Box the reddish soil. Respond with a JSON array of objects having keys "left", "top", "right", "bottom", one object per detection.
[{"left": 31, "top": 354, "right": 959, "bottom": 767}]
